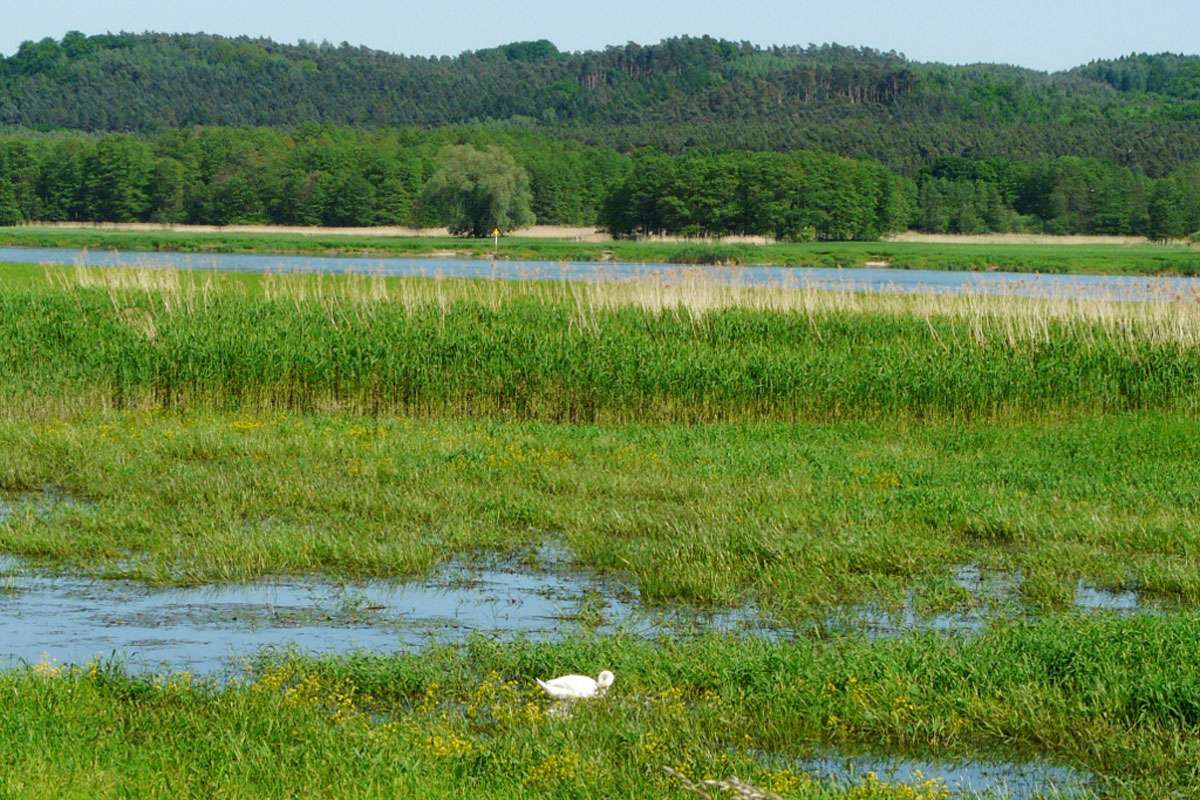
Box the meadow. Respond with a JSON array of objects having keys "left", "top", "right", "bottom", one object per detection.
[
  {"left": 3, "top": 225, "right": 1200, "bottom": 274},
  {"left": 3, "top": 261, "right": 1200, "bottom": 797}
]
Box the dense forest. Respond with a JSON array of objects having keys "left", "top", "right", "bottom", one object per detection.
[
  {"left": 0, "top": 127, "right": 1196, "bottom": 239},
  {"left": 600, "top": 150, "right": 912, "bottom": 240},
  {"left": 0, "top": 127, "right": 628, "bottom": 229},
  {"left": 3, "top": 33, "right": 1200, "bottom": 176},
  {"left": 0, "top": 33, "right": 1199, "bottom": 239}
]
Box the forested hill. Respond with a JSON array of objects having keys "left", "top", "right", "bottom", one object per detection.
[{"left": 3, "top": 32, "right": 1200, "bottom": 175}]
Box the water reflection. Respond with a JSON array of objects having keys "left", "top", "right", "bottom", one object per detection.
[
  {"left": 793, "top": 749, "right": 1095, "bottom": 798},
  {"left": 0, "top": 547, "right": 753, "bottom": 676}
]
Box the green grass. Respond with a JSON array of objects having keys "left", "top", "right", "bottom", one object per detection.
[
  {"left": 3, "top": 226, "right": 1200, "bottom": 274},
  {"left": 5, "top": 266, "right": 1200, "bottom": 422},
  {"left": 3, "top": 409, "right": 1199, "bottom": 619},
  {"left": 4, "top": 620, "right": 1199, "bottom": 798},
  {"left": 4, "top": 262, "right": 1200, "bottom": 798}
]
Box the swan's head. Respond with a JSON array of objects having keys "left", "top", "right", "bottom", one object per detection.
[{"left": 597, "top": 670, "right": 615, "bottom": 690}]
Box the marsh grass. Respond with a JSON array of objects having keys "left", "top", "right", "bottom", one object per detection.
[
  {"left": 51, "top": 262, "right": 1200, "bottom": 346},
  {"left": 1, "top": 409, "right": 1198, "bottom": 618},
  {"left": 4, "top": 620, "right": 1199, "bottom": 798},
  {"left": 5, "top": 267, "right": 1200, "bottom": 611},
  {"left": 4, "top": 263, "right": 1200, "bottom": 797},
  {"left": 7, "top": 266, "right": 1200, "bottom": 422}
]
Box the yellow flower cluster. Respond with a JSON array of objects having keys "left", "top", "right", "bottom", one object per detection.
[
  {"left": 524, "top": 752, "right": 584, "bottom": 787},
  {"left": 348, "top": 425, "right": 385, "bottom": 440},
  {"left": 418, "top": 681, "right": 442, "bottom": 714},
  {"left": 762, "top": 769, "right": 816, "bottom": 795},
  {"left": 655, "top": 685, "right": 688, "bottom": 716},
  {"left": 639, "top": 731, "right": 668, "bottom": 757},
  {"left": 153, "top": 671, "right": 194, "bottom": 693},
  {"left": 424, "top": 732, "right": 474, "bottom": 759},
  {"left": 462, "top": 671, "right": 546, "bottom": 727},
  {"left": 329, "top": 685, "right": 359, "bottom": 725},
  {"left": 609, "top": 443, "right": 662, "bottom": 469},
  {"left": 514, "top": 701, "right": 545, "bottom": 725},
  {"left": 253, "top": 665, "right": 293, "bottom": 693},
  {"left": 282, "top": 672, "right": 325, "bottom": 707},
  {"left": 891, "top": 694, "right": 920, "bottom": 719},
  {"left": 485, "top": 441, "right": 572, "bottom": 470},
  {"left": 847, "top": 772, "right": 951, "bottom": 800},
  {"left": 254, "top": 665, "right": 376, "bottom": 729},
  {"left": 32, "top": 657, "right": 63, "bottom": 678},
  {"left": 366, "top": 720, "right": 400, "bottom": 743}
]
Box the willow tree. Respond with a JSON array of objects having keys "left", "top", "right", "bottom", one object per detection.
[{"left": 420, "top": 145, "right": 535, "bottom": 237}]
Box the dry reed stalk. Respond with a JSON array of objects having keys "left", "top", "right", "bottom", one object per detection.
[{"left": 58, "top": 263, "right": 1200, "bottom": 348}]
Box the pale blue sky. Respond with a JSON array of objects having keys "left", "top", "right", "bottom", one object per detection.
[{"left": 2, "top": 0, "right": 1198, "bottom": 71}]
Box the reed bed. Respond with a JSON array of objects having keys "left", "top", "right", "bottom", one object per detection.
[
  {"left": 59, "top": 263, "right": 1200, "bottom": 348},
  {"left": 7, "top": 265, "right": 1200, "bottom": 421}
]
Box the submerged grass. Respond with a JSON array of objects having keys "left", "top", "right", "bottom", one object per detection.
[
  {"left": 2, "top": 409, "right": 1198, "bottom": 618},
  {"left": 5, "top": 266, "right": 1200, "bottom": 421},
  {"left": 2, "top": 225, "right": 1200, "bottom": 275},
  {"left": 4, "top": 619, "right": 1199, "bottom": 797}
]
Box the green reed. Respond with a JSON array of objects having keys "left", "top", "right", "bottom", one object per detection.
[{"left": 5, "top": 268, "right": 1200, "bottom": 421}]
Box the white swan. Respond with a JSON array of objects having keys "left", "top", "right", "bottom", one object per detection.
[{"left": 536, "top": 670, "right": 614, "bottom": 700}]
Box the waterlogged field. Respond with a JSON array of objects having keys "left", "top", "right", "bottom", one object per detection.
[
  {"left": 5, "top": 622, "right": 1199, "bottom": 798},
  {"left": 2, "top": 263, "right": 1200, "bottom": 797},
  {"left": 3, "top": 225, "right": 1200, "bottom": 274},
  {"left": 3, "top": 410, "right": 1200, "bottom": 613}
]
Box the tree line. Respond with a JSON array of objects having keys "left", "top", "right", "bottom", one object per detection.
[
  {"left": 0, "top": 127, "right": 1196, "bottom": 240},
  {"left": 0, "top": 126, "right": 628, "bottom": 228},
  {"left": 600, "top": 150, "right": 912, "bottom": 240},
  {"left": 3, "top": 33, "right": 1200, "bottom": 179},
  {"left": 915, "top": 157, "right": 1200, "bottom": 240}
]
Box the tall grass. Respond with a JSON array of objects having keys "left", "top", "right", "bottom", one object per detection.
[{"left": 4, "top": 266, "right": 1200, "bottom": 421}]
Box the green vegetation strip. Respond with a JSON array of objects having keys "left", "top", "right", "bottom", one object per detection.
[
  {"left": 7, "top": 266, "right": 1200, "bottom": 422},
  {"left": 4, "top": 621, "right": 1198, "bottom": 798},
  {"left": 3, "top": 410, "right": 1198, "bottom": 618},
  {"left": 3, "top": 227, "right": 1200, "bottom": 273}
]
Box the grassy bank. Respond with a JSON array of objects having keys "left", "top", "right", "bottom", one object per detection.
[
  {"left": 2, "top": 226, "right": 1200, "bottom": 274},
  {"left": 4, "top": 620, "right": 1199, "bottom": 798},
  {"left": 6, "top": 266, "right": 1200, "bottom": 421},
  {"left": 3, "top": 409, "right": 1199, "bottom": 617}
]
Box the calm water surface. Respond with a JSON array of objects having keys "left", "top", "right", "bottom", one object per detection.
[
  {"left": 0, "top": 547, "right": 758, "bottom": 676},
  {"left": 3, "top": 246, "right": 1198, "bottom": 301}
]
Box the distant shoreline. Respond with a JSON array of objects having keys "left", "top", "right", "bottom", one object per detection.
[
  {"left": 3, "top": 225, "right": 1199, "bottom": 276},
  {"left": 16, "top": 222, "right": 1194, "bottom": 248}
]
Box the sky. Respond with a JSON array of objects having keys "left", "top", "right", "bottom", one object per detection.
[{"left": 1, "top": 0, "right": 1198, "bottom": 72}]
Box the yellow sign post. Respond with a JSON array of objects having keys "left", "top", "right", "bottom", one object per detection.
[{"left": 492, "top": 227, "right": 501, "bottom": 248}]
